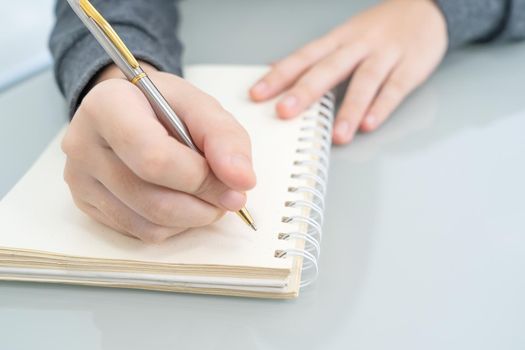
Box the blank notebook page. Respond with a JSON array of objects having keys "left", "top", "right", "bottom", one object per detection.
[{"left": 0, "top": 65, "right": 315, "bottom": 270}]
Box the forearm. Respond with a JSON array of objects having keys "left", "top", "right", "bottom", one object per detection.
[
  {"left": 49, "top": 0, "right": 183, "bottom": 117},
  {"left": 435, "top": 0, "right": 525, "bottom": 49}
]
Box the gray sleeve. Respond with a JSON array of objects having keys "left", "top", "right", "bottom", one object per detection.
[
  {"left": 49, "top": 0, "right": 183, "bottom": 117},
  {"left": 435, "top": 0, "right": 525, "bottom": 49}
]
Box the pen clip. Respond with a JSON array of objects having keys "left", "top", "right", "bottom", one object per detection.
[{"left": 79, "top": 0, "right": 139, "bottom": 69}]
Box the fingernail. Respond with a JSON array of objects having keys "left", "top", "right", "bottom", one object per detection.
[
  {"left": 230, "top": 154, "right": 252, "bottom": 172},
  {"left": 335, "top": 121, "right": 350, "bottom": 140},
  {"left": 279, "top": 95, "right": 298, "bottom": 110},
  {"left": 252, "top": 81, "right": 268, "bottom": 96},
  {"left": 219, "top": 190, "right": 246, "bottom": 211}
]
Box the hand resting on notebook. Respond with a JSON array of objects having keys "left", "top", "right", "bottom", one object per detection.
[
  {"left": 250, "top": 0, "right": 447, "bottom": 145},
  {"left": 61, "top": 63, "right": 256, "bottom": 243}
]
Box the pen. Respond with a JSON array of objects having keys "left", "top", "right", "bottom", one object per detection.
[{"left": 66, "top": 0, "right": 257, "bottom": 231}]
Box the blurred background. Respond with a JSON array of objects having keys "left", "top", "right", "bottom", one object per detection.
[
  {"left": 0, "top": 0, "right": 371, "bottom": 92},
  {"left": 0, "top": 1, "right": 55, "bottom": 91}
]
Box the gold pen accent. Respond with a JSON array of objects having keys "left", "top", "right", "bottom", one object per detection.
[
  {"left": 79, "top": 0, "right": 139, "bottom": 68},
  {"left": 130, "top": 73, "right": 147, "bottom": 85},
  {"left": 79, "top": 0, "right": 257, "bottom": 232}
]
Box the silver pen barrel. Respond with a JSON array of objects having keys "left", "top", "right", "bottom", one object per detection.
[{"left": 134, "top": 74, "right": 200, "bottom": 153}]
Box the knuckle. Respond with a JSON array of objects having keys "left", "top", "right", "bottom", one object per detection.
[
  {"left": 144, "top": 196, "right": 175, "bottom": 226},
  {"left": 271, "top": 61, "right": 292, "bottom": 80},
  {"left": 210, "top": 210, "right": 226, "bottom": 225},
  {"left": 70, "top": 194, "right": 87, "bottom": 212},
  {"left": 78, "top": 83, "right": 109, "bottom": 118},
  {"left": 329, "top": 23, "right": 350, "bottom": 40},
  {"left": 140, "top": 230, "right": 167, "bottom": 244},
  {"left": 134, "top": 149, "right": 170, "bottom": 183},
  {"left": 108, "top": 212, "right": 144, "bottom": 240},
  {"left": 358, "top": 65, "right": 384, "bottom": 82},
  {"left": 61, "top": 130, "right": 83, "bottom": 159},
  {"left": 295, "top": 47, "right": 316, "bottom": 63},
  {"left": 323, "top": 45, "right": 354, "bottom": 71},
  {"left": 313, "top": 36, "right": 334, "bottom": 49},
  {"left": 77, "top": 92, "right": 96, "bottom": 117},
  {"left": 192, "top": 166, "right": 216, "bottom": 196},
  {"left": 385, "top": 77, "right": 408, "bottom": 97},
  {"left": 344, "top": 41, "right": 366, "bottom": 56},
  {"left": 77, "top": 205, "right": 97, "bottom": 223},
  {"left": 324, "top": 58, "right": 345, "bottom": 73},
  {"left": 62, "top": 164, "right": 75, "bottom": 186},
  {"left": 62, "top": 164, "right": 86, "bottom": 197},
  {"left": 297, "top": 36, "right": 334, "bottom": 60},
  {"left": 140, "top": 227, "right": 183, "bottom": 244},
  {"left": 295, "top": 82, "right": 318, "bottom": 101}
]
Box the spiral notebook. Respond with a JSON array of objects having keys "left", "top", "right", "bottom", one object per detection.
[{"left": 0, "top": 65, "right": 333, "bottom": 299}]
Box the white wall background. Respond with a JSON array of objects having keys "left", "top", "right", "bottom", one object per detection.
[{"left": 0, "top": 1, "right": 55, "bottom": 90}]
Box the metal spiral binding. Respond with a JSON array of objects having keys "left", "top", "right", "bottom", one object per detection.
[{"left": 274, "top": 91, "right": 335, "bottom": 288}]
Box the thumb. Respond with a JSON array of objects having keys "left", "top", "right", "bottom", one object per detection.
[{"left": 201, "top": 118, "right": 256, "bottom": 192}]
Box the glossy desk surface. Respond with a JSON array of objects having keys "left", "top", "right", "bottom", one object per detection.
[{"left": 1, "top": 1, "right": 524, "bottom": 349}]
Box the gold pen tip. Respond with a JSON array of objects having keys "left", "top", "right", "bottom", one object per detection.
[{"left": 237, "top": 207, "right": 257, "bottom": 232}]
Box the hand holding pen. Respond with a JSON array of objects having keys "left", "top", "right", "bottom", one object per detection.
[{"left": 61, "top": 0, "right": 257, "bottom": 242}]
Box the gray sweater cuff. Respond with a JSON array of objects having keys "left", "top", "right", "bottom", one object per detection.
[
  {"left": 505, "top": 0, "right": 525, "bottom": 40},
  {"left": 435, "top": 0, "right": 508, "bottom": 49},
  {"left": 55, "top": 25, "right": 183, "bottom": 117},
  {"left": 50, "top": 0, "right": 183, "bottom": 118}
]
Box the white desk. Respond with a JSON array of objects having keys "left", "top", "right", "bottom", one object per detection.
[{"left": 1, "top": 1, "right": 524, "bottom": 349}]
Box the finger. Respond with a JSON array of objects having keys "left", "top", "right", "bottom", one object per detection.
[
  {"left": 361, "top": 62, "right": 420, "bottom": 132},
  {"left": 153, "top": 74, "right": 256, "bottom": 191},
  {"left": 276, "top": 44, "right": 368, "bottom": 119},
  {"left": 78, "top": 79, "right": 247, "bottom": 212},
  {"left": 332, "top": 51, "right": 400, "bottom": 144},
  {"left": 71, "top": 197, "right": 133, "bottom": 238},
  {"left": 66, "top": 170, "right": 186, "bottom": 243},
  {"left": 249, "top": 35, "right": 340, "bottom": 101},
  {"left": 72, "top": 148, "right": 225, "bottom": 228}
]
